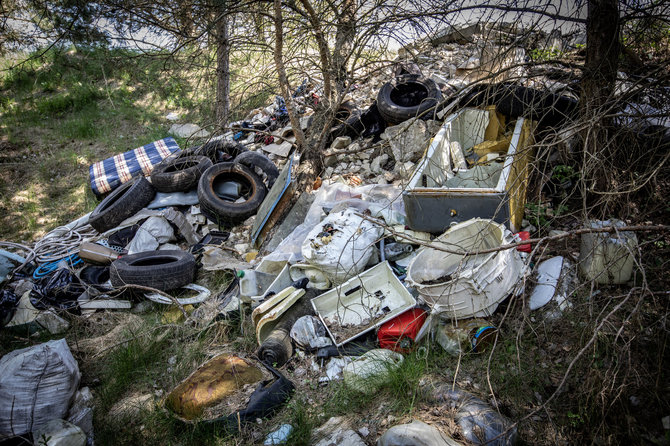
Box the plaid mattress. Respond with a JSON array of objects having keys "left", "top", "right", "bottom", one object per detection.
[{"left": 89, "top": 137, "right": 181, "bottom": 196}]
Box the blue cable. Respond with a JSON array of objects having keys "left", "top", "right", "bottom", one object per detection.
[{"left": 33, "top": 254, "right": 82, "bottom": 279}]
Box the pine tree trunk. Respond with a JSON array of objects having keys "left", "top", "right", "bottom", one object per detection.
[
  {"left": 580, "top": 0, "right": 620, "bottom": 200},
  {"left": 581, "top": 0, "right": 620, "bottom": 116}
]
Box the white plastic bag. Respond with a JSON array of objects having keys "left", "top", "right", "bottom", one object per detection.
[
  {"left": 342, "top": 349, "right": 403, "bottom": 394},
  {"left": 127, "top": 216, "right": 175, "bottom": 254},
  {"left": 0, "top": 339, "right": 80, "bottom": 438},
  {"left": 301, "top": 208, "right": 383, "bottom": 286},
  {"left": 290, "top": 315, "right": 332, "bottom": 350},
  {"left": 265, "top": 183, "right": 405, "bottom": 263}
]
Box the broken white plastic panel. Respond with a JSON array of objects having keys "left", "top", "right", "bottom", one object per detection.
[
  {"left": 529, "top": 256, "right": 564, "bottom": 310},
  {"left": 406, "top": 218, "right": 524, "bottom": 319},
  {"left": 241, "top": 264, "right": 293, "bottom": 305},
  {"left": 144, "top": 283, "right": 211, "bottom": 305},
  {"left": 78, "top": 297, "right": 132, "bottom": 310},
  {"left": 311, "top": 261, "right": 417, "bottom": 347},
  {"left": 239, "top": 270, "right": 277, "bottom": 300}
]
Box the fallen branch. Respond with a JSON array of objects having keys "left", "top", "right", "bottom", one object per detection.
[{"left": 358, "top": 213, "right": 669, "bottom": 256}]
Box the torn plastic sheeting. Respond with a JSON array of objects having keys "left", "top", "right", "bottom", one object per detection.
[
  {"left": 32, "top": 419, "right": 86, "bottom": 446},
  {"left": 0, "top": 249, "right": 27, "bottom": 283},
  {"left": 147, "top": 190, "right": 199, "bottom": 209},
  {"left": 425, "top": 386, "right": 517, "bottom": 446},
  {"left": 264, "top": 424, "right": 293, "bottom": 445},
  {"left": 300, "top": 208, "right": 384, "bottom": 286},
  {"left": 144, "top": 283, "right": 211, "bottom": 305},
  {"left": 264, "top": 183, "right": 406, "bottom": 264},
  {"left": 378, "top": 420, "right": 461, "bottom": 446},
  {"left": 200, "top": 246, "right": 250, "bottom": 272},
  {"left": 319, "top": 356, "right": 352, "bottom": 383},
  {"left": 0, "top": 339, "right": 81, "bottom": 439},
  {"left": 342, "top": 348, "right": 404, "bottom": 394},
  {"left": 126, "top": 216, "right": 175, "bottom": 254},
  {"left": 579, "top": 219, "right": 637, "bottom": 285},
  {"left": 290, "top": 315, "right": 333, "bottom": 350},
  {"left": 34, "top": 309, "right": 70, "bottom": 334},
  {"left": 5, "top": 291, "right": 41, "bottom": 332},
  {"left": 99, "top": 208, "right": 197, "bottom": 246}
]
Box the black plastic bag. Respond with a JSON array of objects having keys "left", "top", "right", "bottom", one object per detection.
[
  {"left": 30, "top": 269, "right": 84, "bottom": 312},
  {"left": 0, "top": 289, "right": 18, "bottom": 327}
]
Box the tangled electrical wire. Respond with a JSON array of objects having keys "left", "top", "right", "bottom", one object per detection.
[{"left": 0, "top": 223, "right": 98, "bottom": 280}]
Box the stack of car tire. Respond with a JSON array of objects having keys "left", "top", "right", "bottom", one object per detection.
[{"left": 87, "top": 139, "right": 279, "bottom": 292}]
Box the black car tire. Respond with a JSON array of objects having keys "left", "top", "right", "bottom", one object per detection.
[
  {"left": 89, "top": 176, "right": 156, "bottom": 233},
  {"left": 459, "top": 83, "right": 579, "bottom": 127},
  {"left": 150, "top": 155, "right": 213, "bottom": 192},
  {"left": 110, "top": 250, "right": 196, "bottom": 291},
  {"left": 198, "top": 162, "right": 267, "bottom": 226},
  {"left": 234, "top": 151, "right": 280, "bottom": 189},
  {"left": 192, "top": 140, "right": 247, "bottom": 163},
  {"left": 330, "top": 100, "right": 364, "bottom": 139},
  {"left": 376, "top": 74, "right": 442, "bottom": 125}
]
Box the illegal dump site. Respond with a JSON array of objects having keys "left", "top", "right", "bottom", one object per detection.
[{"left": 1, "top": 11, "right": 670, "bottom": 446}]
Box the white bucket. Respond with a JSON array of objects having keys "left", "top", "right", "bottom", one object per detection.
[{"left": 579, "top": 219, "right": 637, "bottom": 285}]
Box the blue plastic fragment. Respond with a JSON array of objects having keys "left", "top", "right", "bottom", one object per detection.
[{"left": 264, "top": 424, "right": 293, "bottom": 445}]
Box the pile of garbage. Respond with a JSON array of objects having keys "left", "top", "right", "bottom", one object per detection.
[{"left": 0, "top": 22, "right": 647, "bottom": 445}]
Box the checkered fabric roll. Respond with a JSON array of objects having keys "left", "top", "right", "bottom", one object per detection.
[{"left": 89, "top": 137, "right": 181, "bottom": 196}]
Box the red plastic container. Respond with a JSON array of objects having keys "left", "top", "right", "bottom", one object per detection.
[
  {"left": 516, "top": 231, "right": 531, "bottom": 252},
  {"left": 378, "top": 308, "right": 427, "bottom": 352}
]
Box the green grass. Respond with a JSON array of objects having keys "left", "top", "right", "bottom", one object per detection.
[
  {"left": 283, "top": 397, "right": 319, "bottom": 446},
  {"left": 0, "top": 44, "right": 277, "bottom": 242},
  {"left": 92, "top": 314, "right": 226, "bottom": 445}
]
